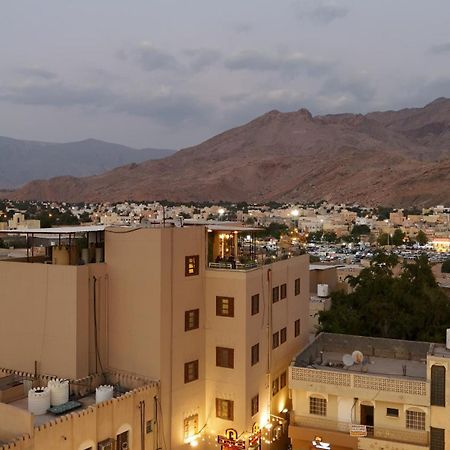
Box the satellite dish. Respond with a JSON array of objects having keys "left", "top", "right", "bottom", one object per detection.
[
  {"left": 343, "top": 354, "right": 354, "bottom": 366},
  {"left": 352, "top": 350, "right": 364, "bottom": 364}
]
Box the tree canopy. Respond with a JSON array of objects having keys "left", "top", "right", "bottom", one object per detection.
[{"left": 318, "top": 252, "right": 450, "bottom": 342}]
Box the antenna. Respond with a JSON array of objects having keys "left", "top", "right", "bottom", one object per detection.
[
  {"left": 352, "top": 350, "right": 364, "bottom": 364},
  {"left": 342, "top": 354, "right": 354, "bottom": 367}
]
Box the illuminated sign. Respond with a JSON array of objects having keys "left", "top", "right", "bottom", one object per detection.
[
  {"left": 217, "top": 435, "right": 246, "bottom": 449},
  {"left": 312, "top": 436, "right": 331, "bottom": 449}
]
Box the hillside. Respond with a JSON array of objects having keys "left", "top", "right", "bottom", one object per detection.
[
  {"left": 0, "top": 137, "right": 175, "bottom": 188},
  {"left": 3, "top": 98, "right": 450, "bottom": 206}
]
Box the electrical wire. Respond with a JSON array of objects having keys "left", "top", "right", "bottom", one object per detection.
[{"left": 92, "top": 276, "right": 105, "bottom": 375}]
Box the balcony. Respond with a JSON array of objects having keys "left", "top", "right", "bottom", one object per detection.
[{"left": 292, "top": 415, "right": 429, "bottom": 447}]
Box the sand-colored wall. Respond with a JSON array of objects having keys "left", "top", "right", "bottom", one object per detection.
[{"left": 0, "top": 403, "right": 33, "bottom": 443}]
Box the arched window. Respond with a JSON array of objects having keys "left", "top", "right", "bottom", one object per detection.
[{"left": 431, "top": 365, "right": 446, "bottom": 407}]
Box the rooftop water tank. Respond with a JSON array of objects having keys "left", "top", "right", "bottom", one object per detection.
[
  {"left": 96, "top": 385, "right": 114, "bottom": 404},
  {"left": 317, "top": 284, "right": 329, "bottom": 298},
  {"left": 28, "top": 387, "right": 50, "bottom": 415},
  {"left": 48, "top": 379, "right": 69, "bottom": 406}
]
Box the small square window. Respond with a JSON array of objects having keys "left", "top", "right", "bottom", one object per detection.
[
  {"left": 184, "top": 360, "right": 199, "bottom": 383},
  {"left": 251, "top": 294, "right": 260, "bottom": 315},
  {"left": 216, "top": 398, "right": 234, "bottom": 421},
  {"left": 272, "top": 286, "right": 279, "bottom": 303},
  {"left": 251, "top": 343, "right": 259, "bottom": 366},
  {"left": 216, "top": 347, "right": 234, "bottom": 368},
  {"left": 185, "top": 309, "right": 199, "bottom": 331},
  {"left": 272, "top": 331, "right": 279, "bottom": 349},
  {"left": 216, "top": 296, "right": 234, "bottom": 317},
  {"left": 251, "top": 395, "right": 259, "bottom": 416},
  {"left": 294, "top": 278, "right": 301, "bottom": 296},
  {"left": 280, "top": 327, "right": 287, "bottom": 344},
  {"left": 386, "top": 408, "right": 399, "bottom": 417},
  {"left": 294, "top": 319, "right": 300, "bottom": 337},
  {"left": 280, "top": 283, "right": 287, "bottom": 299},
  {"left": 185, "top": 255, "right": 199, "bottom": 276}
]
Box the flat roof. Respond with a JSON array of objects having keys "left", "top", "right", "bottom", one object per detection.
[
  {"left": 207, "top": 224, "right": 262, "bottom": 232},
  {"left": 0, "top": 225, "right": 106, "bottom": 235}
]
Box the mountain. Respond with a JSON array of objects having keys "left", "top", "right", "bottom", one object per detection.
[
  {"left": 3, "top": 98, "right": 450, "bottom": 206},
  {"left": 0, "top": 136, "right": 175, "bottom": 188}
]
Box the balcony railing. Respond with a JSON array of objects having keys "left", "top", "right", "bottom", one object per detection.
[
  {"left": 293, "top": 415, "right": 429, "bottom": 446},
  {"left": 208, "top": 261, "right": 258, "bottom": 270}
]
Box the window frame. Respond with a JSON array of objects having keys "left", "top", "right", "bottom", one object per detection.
[
  {"left": 216, "top": 398, "right": 234, "bottom": 421},
  {"left": 272, "top": 377, "right": 279, "bottom": 396},
  {"left": 280, "top": 371, "right": 287, "bottom": 389},
  {"left": 251, "top": 394, "right": 259, "bottom": 417},
  {"left": 251, "top": 343, "right": 259, "bottom": 366},
  {"left": 251, "top": 294, "right": 260, "bottom": 315},
  {"left": 185, "top": 255, "right": 199, "bottom": 276},
  {"left": 185, "top": 309, "right": 199, "bottom": 331},
  {"left": 405, "top": 409, "right": 426, "bottom": 431},
  {"left": 309, "top": 396, "right": 327, "bottom": 416},
  {"left": 216, "top": 346, "right": 234, "bottom": 369},
  {"left": 386, "top": 408, "right": 399, "bottom": 417},
  {"left": 272, "top": 286, "right": 280, "bottom": 303},
  {"left": 294, "top": 278, "right": 301, "bottom": 296},
  {"left": 431, "top": 365, "right": 446, "bottom": 407},
  {"left": 272, "top": 331, "right": 280, "bottom": 349},
  {"left": 184, "top": 360, "right": 199, "bottom": 383},
  {"left": 216, "top": 296, "right": 235, "bottom": 318},
  {"left": 280, "top": 283, "right": 287, "bottom": 299},
  {"left": 294, "top": 318, "right": 300, "bottom": 337},
  {"left": 280, "top": 327, "right": 287, "bottom": 344}
]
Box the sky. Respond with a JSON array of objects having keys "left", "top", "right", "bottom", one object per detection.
[{"left": 0, "top": 0, "right": 450, "bottom": 149}]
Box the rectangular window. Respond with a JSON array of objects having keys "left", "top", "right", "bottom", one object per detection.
[
  {"left": 216, "top": 347, "right": 234, "bottom": 368},
  {"left": 280, "top": 327, "right": 287, "bottom": 344},
  {"left": 251, "top": 294, "right": 260, "bottom": 315},
  {"left": 431, "top": 365, "right": 446, "bottom": 406},
  {"left": 184, "top": 414, "right": 199, "bottom": 441},
  {"left": 216, "top": 296, "right": 234, "bottom": 317},
  {"left": 386, "top": 408, "right": 399, "bottom": 417},
  {"left": 431, "top": 427, "right": 445, "bottom": 450},
  {"left": 146, "top": 421, "right": 153, "bottom": 434},
  {"left": 272, "top": 378, "right": 279, "bottom": 396},
  {"left": 184, "top": 360, "right": 199, "bottom": 383},
  {"left": 251, "top": 343, "right": 259, "bottom": 366},
  {"left": 117, "top": 431, "right": 129, "bottom": 450},
  {"left": 216, "top": 398, "right": 234, "bottom": 421},
  {"left": 272, "top": 331, "right": 279, "bottom": 349},
  {"left": 280, "top": 371, "right": 287, "bottom": 389},
  {"left": 272, "top": 286, "right": 280, "bottom": 303},
  {"left": 294, "top": 278, "right": 301, "bottom": 296},
  {"left": 280, "top": 283, "right": 287, "bottom": 299},
  {"left": 309, "top": 397, "right": 327, "bottom": 416},
  {"left": 251, "top": 395, "right": 259, "bottom": 416},
  {"left": 406, "top": 410, "right": 425, "bottom": 430},
  {"left": 185, "top": 309, "right": 199, "bottom": 331},
  {"left": 185, "top": 255, "right": 199, "bottom": 276},
  {"left": 294, "top": 319, "right": 300, "bottom": 337}
]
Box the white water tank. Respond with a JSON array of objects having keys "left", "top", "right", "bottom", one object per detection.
[
  {"left": 28, "top": 387, "right": 51, "bottom": 415},
  {"left": 446, "top": 328, "right": 450, "bottom": 350},
  {"left": 96, "top": 385, "right": 114, "bottom": 404},
  {"left": 48, "top": 379, "right": 69, "bottom": 406},
  {"left": 317, "top": 284, "right": 329, "bottom": 298}
]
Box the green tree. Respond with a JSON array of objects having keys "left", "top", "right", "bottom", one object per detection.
[
  {"left": 416, "top": 230, "right": 428, "bottom": 245},
  {"left": 318, "top": 252, "right": 450, "bottom": 342},
  {"left": 377, "top": 233, "right": 389, "bottom": 246},
  {"left": 391, "top": 228, "right": 406, "bottom": 246},
  {"left": 351, "top": 224, "right": 370, "bottom": 236},
  {"left": 259, "top": 222, "right": 288, "bottom": 240}
]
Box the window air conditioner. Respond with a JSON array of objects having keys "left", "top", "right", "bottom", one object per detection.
[{"left": 98, "top": 438, "right": 115, "bottom": 450}]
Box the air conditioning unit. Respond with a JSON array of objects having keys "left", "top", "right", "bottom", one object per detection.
[{"left": 98, "top": 438, "right": 115, "bottom": 450}]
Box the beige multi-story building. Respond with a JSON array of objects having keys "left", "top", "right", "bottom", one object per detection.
[
  {"left": 0, "top": 223, "right": 310, "bottom": 450},
  {"left": 289, "top": 333, "right": 450, "bottom": 450}
]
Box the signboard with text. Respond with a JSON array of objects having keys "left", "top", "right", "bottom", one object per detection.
[
  {"left": 349, "top": 424, "right": 367, "bottom": 437},
  {"left": 217, "top": 435, "right": 246, "bottom": 449}
]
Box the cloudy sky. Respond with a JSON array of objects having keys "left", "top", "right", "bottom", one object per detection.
[{"left": 1, "top": 0, "right": 449, "bottom": 149}]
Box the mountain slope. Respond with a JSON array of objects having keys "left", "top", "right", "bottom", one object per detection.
[
  {"left": 0, "top": 137, "right": 175, "bottom": 188},
  {"left": 4, "top": 98, "right": 450, "bottom": 206}
]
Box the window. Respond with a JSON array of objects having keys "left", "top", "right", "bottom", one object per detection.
[
  {"left": 185, "top": 309, "right": 199, "bottom": 331},
  {"left": 184, "top": 360, "right": 199, "bottom": 383},
  {"left": 309, "top": 396, "right": 327, "bottom": 416},
  {"left": 185, "top": 255, "right": 199, "bottom": 276},
  {"left": 216, "top": 296, "right": 234, "bottom": 317},
  {"left": 280, "top": 283, "right": 287, "bottom": 299},
  {"left": 294, "top": 319, "right": 300, "bottom": 337},
  {"left": 294, "top": 278, "right": 301, "bottom": 296},
  {"left": 280, "top": 371, "right": 287, "bottom": 389},
  {"left": 117, "top": 430, "right": 129, "bottom": 450},
  {"left": 431, "top": 365, "right": 446, "bottom": 406},
  {"left": 272, "top": 286, "right": 279, "bottom": 303},
  {"left": 272, "top": 331, "right": 279, "bottom": 349},
  {"left": 272, "top": 378, "right": 279, "bottom": 396},
  {"left": 251, "top": 343, "right": 259, "bottom": 366},
  {"left": 280, "top": 327, "right": 287, "bottom": 344},
  {"left": 216, "top": 398, "right": 234, "bottom": 420},
  {"left": 406, "top": 410, "right": 425, "bottom": 430},
  {"left": 216, "top": 347, "right": 234, "bottom": 368},
  {"left": 251, "top": 395, "right": 259, "bottom": 416},
  {"left": 251, "top": 294, "right": 260, "bottom": 315},
  {"left": 431, "top": 427, "right": 445, "bottom": 450},
  {"left": 146, "top": 420, "right": 153, "bottom": 434},
  {"left": 386, "top": 408, "right": 399, "bottom": 417},
  {"left": 184, "top": 414, "right": 199, "bottom": 441}
]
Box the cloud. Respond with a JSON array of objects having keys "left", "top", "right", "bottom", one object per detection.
[
  {"left": 120, "top": 42, "right": 180, "bottom": 71},
  {"left": 16, "top": 67, "right": 58, "bottom": 80},
  {"left": 183, "top": 48, "right": 222, "bottom": 71},
  {"left": 429, "top": 42, "right": 450, "bottom": 55},
  {"left": 296, "top": 1, "right": 349, "bottom": 25},
  {"left": 224, "top": 49, "right": 334, "bottom": 77}
]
